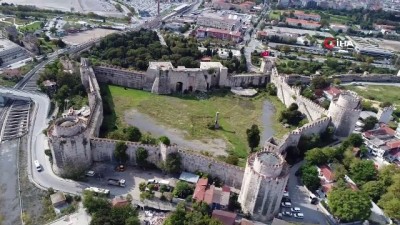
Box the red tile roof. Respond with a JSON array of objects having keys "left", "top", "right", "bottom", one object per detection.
[
  {"left": 319, "top": 165, "right": 334, "bottom": 182},
  {"left": 363, "top": 125, "right": 395, "bottom": 139},
  {"left": 204, "top": 185, "right": 215, "bottom": 205},
  {"left": 193, "top": 178, "right": 208, "bottom": 202},
  {"left": 222, "top": 185, "right": 230, "bottom": 193},
  {"left": 323, "top": 86, "right": 342, "bottom": 97},
  {"left": 386, "top": 140, "right": 400, "bottom": 150},
  {"left": 212, "top": 210, "right": 236, "bottom": 225},
  {"left": 112, "top": 198, "right": 130, "bottom": 208}
]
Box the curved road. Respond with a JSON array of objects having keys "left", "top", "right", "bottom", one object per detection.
[{"left": 0, "top": 88, "right": 86, "bottom": 194}]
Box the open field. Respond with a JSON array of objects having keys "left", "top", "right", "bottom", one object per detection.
[
  {"left": 101, "top": 85, "right": 290, "bottom": 159},
  {"left": 18, "top": 21, "right": 42, "bottom": 32},
  {"left": 345, "top": 85, "right": 400, "bottom": 106},
  {"left": 62, "top": 28, "right": 117, "bottom": 45}
]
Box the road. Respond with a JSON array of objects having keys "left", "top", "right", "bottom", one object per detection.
[{"left": 283, "top": 162, "right": 329, "bottom": 225}]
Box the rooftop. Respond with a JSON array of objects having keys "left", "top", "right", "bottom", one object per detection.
[
  {"left": 50, "top": 192, "right": 66, "bottom": 205},
  {"left": 212, "top": 210, "right": 236, "bottom": 225},
  {"left": 179, "top": 172, "right": 199, "bottom": 184}
]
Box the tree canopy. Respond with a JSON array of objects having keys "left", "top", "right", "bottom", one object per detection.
[
  {"left": 363, "top": 116, "right": 378, "bottom": 131},
  {"left": 246, "top": 124, "right": 260, "bottom": 152},
  {"left": 327, "top": 188, "right": 372, "bottom": 222},
  {"left": 135, "top": 147, "right": 148, "bottom": 165},
  {"left": 163, "top": 202, "right": 222, "bottom": 225},
  {"left": 159, "top": 136, "right": 171, "bottom": 145},
  {"left": 301, "top": 164, "right": 320, "bottom": 192},
  {"left": 163, "top": 152, "right": 181, "bottom": 174},
  {"left": 125, "top": 126, "right": 142, "bottom": 142},
  {"left": 350, "top": 160, "right": 377, "bottom": 186},
  {"left": 114, "top": 141, "right": 128, "bottom": 163}
]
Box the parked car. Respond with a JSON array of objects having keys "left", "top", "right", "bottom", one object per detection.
[
  {"left": 147, "top": 179, "right": 158, "bottom": 184},
  {"left": 282, "top": 211, "right": 292, "bottom": 217},
  {"left": 85, "top": 171, "right": 95, "bottom": 177},
  {"left": 291, "top": 207, "right": 301, "bottom": 212},
  {"left": 281, "top": 202, "right": 292, "bottom": 207},
  {"left": 311, "top": 197, "right": 318, "bottom": 205},
  {"left": 283, "top": 191, "right": 289, "bottom": 197},
  {"left": 293, "top": 213, "right": 304, "bottom": 219},
  {"left": 282, "top": 197, "right": 291, "bottom": 203}
]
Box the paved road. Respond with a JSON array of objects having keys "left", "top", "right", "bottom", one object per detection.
[
  {"left": 283, "top": 162, "right": 329, "bottom": 225},
  {"left": 0, "top": 139, "right": 21, "bottom": 225}
]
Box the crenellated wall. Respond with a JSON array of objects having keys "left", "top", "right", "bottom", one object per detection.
[
  {"left": 93, "top": 65, "right": 146, "bottom": 89},
  {"left": 89, "top": 138, "right": 244, "bottom": 189}
]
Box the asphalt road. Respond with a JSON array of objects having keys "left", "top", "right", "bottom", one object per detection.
[
  {"left": 283, "top": 162, "right": 329, "bottom": 225},
  {"left": 0, "top": 139, "right": 21, "bottom": 225}
]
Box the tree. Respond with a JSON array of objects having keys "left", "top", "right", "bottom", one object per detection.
[
  {"left": 225, "top": 155, "right": 239, "bottom": 165},
  {"left": 83, "top": 191, "right": 111, "bottom": 215},
  {"left": 347, "top": 133, "right": 364, "bottom": 147},
  {"left": 125, "top": 217, "right": 140, "bottom": 225},
  {"left": 350, "top": 160, "right": 377, "bottom": 186},
  {"left": 328, "top": 188, "right": 372, "bottom": 222},
  {"left": 288, "top": 103, "right": 298, "bottom": 111},
  {"left": 363, "top": 116, "right": 378, "bottom": 131},
  {"left": 362, "top": 180, "right": 385, "bottom": 202},
  {"left": 43, "top": 35, "right": 50, "bottom": 42},
  {"left": 246, "top": 124, "right": 260, "bottom": 152},
  {"left": 56, "top": 39, "right": 66, "bottom": 48},
  {"left": 281, "top": 45, "right": 290, "bottom": 55},
  {"left": 159, "top": 136, "right": 170, "bottom": 145},
  {"left": 139, "top": 182, "right": 146, "bottom": 192},
  {"left": 305, "top": 148, "right": 328, "bottom": 165},
  {"left": 301, "top": 164, "right": 320, "bottom": 192},
  {"left": 135, "top": 147, "right": 148, "bottom": 165},
  {"left": 164, "top": 152, "right": 181, "bottom": 174},
  {"left": 114, "top": 141, "right": 128, "bottom": 163},
  {"left": 311, "top": 76, "right": 330, "bottom": 90},
  {"left": 379, "top": 101, "right": 392, "bottom": 108},
  {"left": 172, "top": 181, "right": 193, "bottom": 198},
  {"left": 140, "top": 132, "right": 157, "bottom": 144},
  {"left": 266, "top": 83, "right": 277, "bottom": 96},
  {"left": 49, "top": 27, "right": 57, "bottom": 34},
  {"left": 378, "top": 174, "right": 400, "bottom": 220},
  {"left": 125, "top": 126, "right": 142, "bottom": 142}
]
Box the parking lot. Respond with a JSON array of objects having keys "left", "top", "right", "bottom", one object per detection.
[
  {"left": 83, "top": 163, "right": 177, "bottom": 206},
  {"left": 280, "top": 162, "right": 330, "bottom": 225}
]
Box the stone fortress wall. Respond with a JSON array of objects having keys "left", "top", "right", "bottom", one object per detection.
[
  {"left": 92, "top": 60, "right": 270, "bottom": 94},
  {"left": 283, "top": 73, "right": 400, "bottom": 85},
  {"left": 47, "top": 56, "right": 379, "bottom": 222}
]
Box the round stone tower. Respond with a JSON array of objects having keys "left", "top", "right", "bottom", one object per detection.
[
  {"left": 238, "top": 149, "right": 289, "bottom": 222},
  {"left": 48, "top": 116, "right": 92, "bottom": 176},
  {"left": 328, "top": 91, "right": 361, "bottom": 137}
]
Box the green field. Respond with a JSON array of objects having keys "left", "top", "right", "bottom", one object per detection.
[
  {"left": 19, "top": 21, "right": 43, "bottom": 32},
  {"left": 101, "top": 85, "right": 291, "bottom": 159},
  {"left": 269, "top": 11, "right": 282, "bottom": 20},
  {"left": 345, "top": 85, "right": 400, "bottom": 106}
]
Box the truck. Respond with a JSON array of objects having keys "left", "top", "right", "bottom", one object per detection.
[{"left": 107, "top": 178, "right": 126, "bottom": 187}]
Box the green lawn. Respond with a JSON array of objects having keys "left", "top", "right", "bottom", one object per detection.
[
  {"left": 269, "top": 11, "right": 281, "bottom": 20},
  {"left": 0, "top": 77, "right": 17, "bottom": 87},
  {"left": 19, "top": 21, "right": 43, "bottom": 32},
  {"left": 345, "top": 85, "right": 400, "bottom": 106},
  {"left": 101, "top": 85, "right": 290, "bottom": 159}
]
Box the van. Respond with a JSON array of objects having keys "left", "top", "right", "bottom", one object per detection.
[{"left": 34, "top": 160, "right": 41, "bottom": 171}]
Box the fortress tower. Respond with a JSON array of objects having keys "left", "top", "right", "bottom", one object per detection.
[
  {"left": 48, "top": 116, "right": 92, "bottom": 176},
  {"left": 328, "top": 91, "right": 362, "bottom": 137},
  {"left": 238, "top": 149, "right": 289, "bottom": 222},
  {"left": 377, "top": 106, "right": 394, "bottom": 124}
]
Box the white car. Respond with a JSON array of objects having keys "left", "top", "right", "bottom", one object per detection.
[
  {"left": 147, "top": 179, "right": 158, "bottom": 184},
  {"left": 281, "top": 202, "right": 292, "bottom": 207},
  {"left": 282, "top": 211, "right": 292, "bottom": 217},
  {"left": 283, "top": 191, "right": 289, "bottom": 197},
  {"left": 85, "top": 171, "right": 95, "bottom": 177},
  {"left": 291, "top": 207, "right": 301, "bottom": 212},
  {"left": 294, "top": 213, "right": 304, "bottom": 219}
]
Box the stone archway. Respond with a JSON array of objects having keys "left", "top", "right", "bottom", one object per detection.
[
  {"left": 176, "top": 82, "right": 183, "bottom": 93},
  {"left": 188, "top": 86, "right": 193, "bottom": 92}
]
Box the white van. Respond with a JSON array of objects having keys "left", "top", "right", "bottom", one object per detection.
[{"left": 34, "top": 160, "right": 41, "bottom": 171}]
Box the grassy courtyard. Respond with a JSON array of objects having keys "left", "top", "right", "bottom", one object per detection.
[
  {"left": 345, "top": 85, "right": 400, "bottom": 106},
  {"left": 101, "top": 85, "right": 290, "bottom": 159}
]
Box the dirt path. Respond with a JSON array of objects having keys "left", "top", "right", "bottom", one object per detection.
[{"left": 124, "top": 109, "right": 228, "bottom": 156}]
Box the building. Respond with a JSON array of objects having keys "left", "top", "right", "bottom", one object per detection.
[
  {"left": 354, "top": 45, "right": 394, "bottom": 58},
  {"left": 196, "top": 27, "right": 242, "bottom": 42},
  {"left": 239, "top": 149, "right": 290, "bottom": 222},
  {"left": 277, "top": 0, "right": 290, "bottom": 7},
  {"left": 286, "top": 18, "right": 321, "bottom": 30},
  {"left": 327, "top": 91, "right": 362, "bottom": 137},
  {"left": 362, "top": 124, "right": 397, "bottom": 158},
  {"left": 197, "top": 12, "right": 241, "bottom": 31},
  {"left": 318, "top": 165, "right": 334, "bottom": 183},
  {"left": 323, "top": 86, "right": 342, "bottom": 100},
  {"left": 50, "top": 192, "right": 67, "bottom": 208},
  {"left": 330, "top": 23, "right": 349, "bottom": 33},
  {"left": 0, "top": 38, "right": 30, "bottom": 67},
  {"left": 212, "top": 210, "right": 236, "bottom": 225},
  {"left": 293, "top": 10, "right": 321, "bottom": 21},
  {"left": 193, "top": 178, "right": 231, "bottom": 210}
]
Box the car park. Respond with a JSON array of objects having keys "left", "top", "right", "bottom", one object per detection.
[
  {"left": 291, "top": 207, "right": 301, "bottom": 212},
  {"left": 281, "top": 202, "right": 292, "bottom": 207},
  {"left": 294, "top": 213, "right": 304, "bottom": 219}
]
